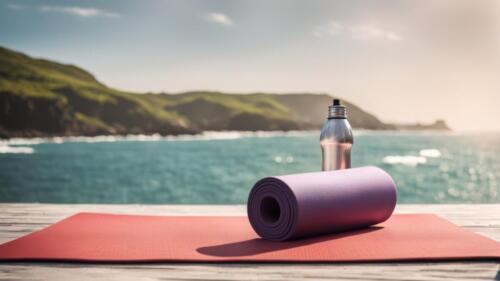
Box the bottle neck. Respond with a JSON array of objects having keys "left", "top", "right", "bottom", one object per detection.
[{"left": 328, "top": 105, "right": 346, "bottom": 119}]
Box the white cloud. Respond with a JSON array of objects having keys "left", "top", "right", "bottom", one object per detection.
[
  {"left": 313, "top": 21, "right": 343, "bottom": 37},
  {"left": 350, "top": 25, "right": 401, "bottom": 41},
  {"left": 39, "top": 6, "right": 120, "bottom": 18},
  {"left": 205, "top": 13, "right": 233, "bottom": 26},
  {"left": 314, "top": 20, "right": 402, "bottom": 41}
]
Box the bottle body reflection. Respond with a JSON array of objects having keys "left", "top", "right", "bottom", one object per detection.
[{"left": 320, "top": 99, "right": 353, "bottom": 171}]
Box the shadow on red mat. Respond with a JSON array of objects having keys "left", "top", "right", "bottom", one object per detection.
[{"left": 197, "top": 226, "right": 383, "bottom": 257}]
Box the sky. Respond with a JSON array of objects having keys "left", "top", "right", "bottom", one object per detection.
[{"left": 1, "top": 0, "right": 499, "bottom": 131}]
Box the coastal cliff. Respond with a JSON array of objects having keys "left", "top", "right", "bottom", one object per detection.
[{"left": 0, "top": 46, "right": 449, "bottom": 137}]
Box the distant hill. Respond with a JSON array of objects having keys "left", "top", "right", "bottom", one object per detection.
[
  {"left": 392, "top": 120, "right": 451, "bottom": 131},
  {"left": 0, "top": 46, "right": 448, "bottom": 137}
]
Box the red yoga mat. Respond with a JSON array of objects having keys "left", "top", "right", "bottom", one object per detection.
[{"left": 0, "top": 213, "right": 498, "bottom": 262}]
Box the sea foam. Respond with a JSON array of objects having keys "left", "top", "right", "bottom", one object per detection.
[
  {"left": 420, "top": 149, "right": 441, "bottom": 158},
  {"left": 0, "top": 145, "right": 34, "bottom": 154},
  {"left": 0, "top": 131, "right": 316, "bottom": 145},
  {"left": 382, "top": 155, "right": 427, "bottom": 167}
]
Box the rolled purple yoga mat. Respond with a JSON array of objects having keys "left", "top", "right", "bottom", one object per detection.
[{"left": 247, "top": 166, "right": 397, "bottom": 241}]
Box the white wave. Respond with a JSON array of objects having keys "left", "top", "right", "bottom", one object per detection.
[
  {"left": 0, "top": 145, "right": 34, "bottom": 154},
  {"left": 175, "top": 131, "right": 245, "bottom": 141},
  {"left": 420, "top": 149, "right": 441, "bottom": 158},
  {"left": 0, "top": 131, "right": 316, "bottom": 145},
  {"left": 0, "top": 138, "right": 45, "bottom": 145},
  {"left": 382, "top": 155, "right": 427, "bottom": 166},
  {"left": 64, "top": 135, "right": 154, "bottom": 143},
  {"left": 274, "top": 155, "right": 294, "bottom": 163},
  {"left": 162, "top": 131, "right": 312, "bottom": 142},
  {"left": 187, "top": 131, "right": 314, "bottom": 140}
]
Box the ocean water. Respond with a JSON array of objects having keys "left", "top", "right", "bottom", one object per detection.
[{"left": 0, "top": 131, "right": 499, "bottom": 204}]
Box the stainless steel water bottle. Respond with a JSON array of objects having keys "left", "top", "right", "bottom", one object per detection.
[{"left": 320, "top": 99, "right": 353, "bottom": 171}]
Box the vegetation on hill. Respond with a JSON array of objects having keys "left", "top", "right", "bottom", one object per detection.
[
  {"left": 0, "top": 46, "right": 191, "bottom": 137},
  {"left": 0, "top": 46, "right": 448, "bottom": 137}
]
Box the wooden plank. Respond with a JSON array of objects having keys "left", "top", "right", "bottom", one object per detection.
[{"left": 0, "top": 204, "right": 498, "bottom": 281}]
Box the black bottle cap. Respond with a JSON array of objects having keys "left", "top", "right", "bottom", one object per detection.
[{"left": 333, "top": 99, "right": 340, "bottom": 106}]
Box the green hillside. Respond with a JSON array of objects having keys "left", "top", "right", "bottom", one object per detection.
[{"left": 0, "top": 46, "right": 396, "bottom": 137}]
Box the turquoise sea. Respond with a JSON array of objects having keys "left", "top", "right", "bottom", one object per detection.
[{"left": 0, "top": 131, "right": 499, "bottom": 204}]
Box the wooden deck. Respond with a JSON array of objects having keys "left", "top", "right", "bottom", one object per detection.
[{"left": 0, "top": 203, "right": 498, "bottom": 280}]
